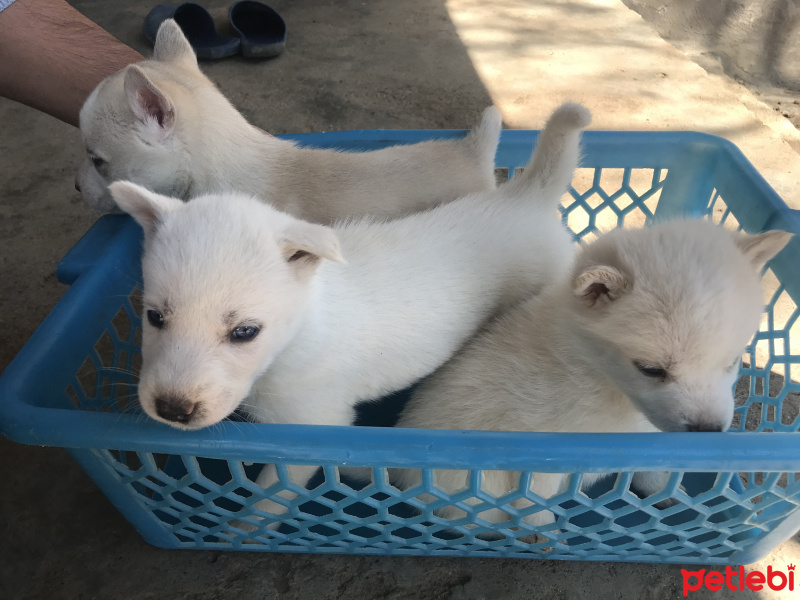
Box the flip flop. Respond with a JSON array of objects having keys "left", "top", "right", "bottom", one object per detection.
[
  {"left": 229, "top": 1, "right": 287, "bottom": 58},
  {"left": 144, "top": 3, "right": 241, "bottom": 60}
]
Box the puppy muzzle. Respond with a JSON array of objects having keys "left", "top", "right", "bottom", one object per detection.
[{"left": 155, "top": 395, "right": 198, "bottom": 425}]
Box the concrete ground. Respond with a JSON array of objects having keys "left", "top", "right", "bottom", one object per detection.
[
  {"left": 2, "top": 0, "right": 800, "bottom": 598},
  {"left": 623, "top": 0, "right": 800, "bottom": 132}
]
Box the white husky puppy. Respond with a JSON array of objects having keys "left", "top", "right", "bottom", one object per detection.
[
  {"left": 110, "top": 103, "right": 591, "bottom": 521},
  {"left": 394, "top": 219, "right": 793, "bottom": 537},
  {"left": 77, "top": 20, "right": 501, "bottom": 218}
]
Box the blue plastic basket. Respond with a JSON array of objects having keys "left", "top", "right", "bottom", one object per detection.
[{"left": 2, "top": 130, "right": 800, "bottom": 565}]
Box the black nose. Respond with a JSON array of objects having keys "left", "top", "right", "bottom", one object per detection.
[
  {"left": 74, "top": 179, "right": 81, "bottom": 192},
  {"left": 155, "top": 396, "right": 196, "bottom": 424},
  {"left": 687, "top": 423, "right": 724, "bottom": 432}
]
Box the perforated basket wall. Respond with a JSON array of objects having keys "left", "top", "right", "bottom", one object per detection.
[{"left": 2, "top": 130, "right": 799, "bottom": 565}]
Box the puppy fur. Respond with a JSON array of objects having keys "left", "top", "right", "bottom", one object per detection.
[
  {"left": 393, "top": 219, "right": 793, "bottom": 535},
  {"left": 78, "top": 20, "right": 501, "bottom": 219},
  {"left": 110, "top": 102, "right": 591, "bottom": 522}
]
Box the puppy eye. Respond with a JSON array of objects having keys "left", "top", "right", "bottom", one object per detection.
[
  {"left": 729, "top": 356, "right": 741, "bottom": 371},
  {"left": 634, "top": 361, "right": 667, "bottom": 380},
  {"left": 230, "top": 325, "right": 260, "bottom": 342},
  {"left": 147, "top": 310, "right": 165, "bottom": 329}
]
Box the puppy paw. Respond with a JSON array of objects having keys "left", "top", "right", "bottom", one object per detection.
[
  {"left": 220, "top": 517, "right": 276, "bottom": 544},
  {"left": 654, "top": 484, "right": 690, "bottom": 509},
  {"left": 228, "top": 518, "right": 259, "bottom": 533},
  {"left": 654, "top": 496, "right": 680, "bottom": 509},
  {"left": 517, "top": 532, "right": 555, "bottom": 551}
]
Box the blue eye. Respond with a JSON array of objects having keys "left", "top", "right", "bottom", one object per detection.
[
  {"left": 147, "top": 310, "right": 165, "bottom": 329},
  {"left": 634, "top": 361, "right": 667, "bottom": 380},
  {"left": 230, "top": 325, "right": 260, "bottom": 342}
]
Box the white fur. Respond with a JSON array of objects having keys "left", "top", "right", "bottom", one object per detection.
[
  {"left": 110, "top": 102, "right": 592, "bottom": 523},
  {"left": 78, "top": 20, "right": 501, "bottom": 219},
  {"left": 393, "top": 220, "right": 793, "bottom": 537}
]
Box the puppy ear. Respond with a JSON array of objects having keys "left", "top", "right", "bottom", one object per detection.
[
  {"left": 123, "top": 66, "right": 175, "bottom": 138},
  {"left": 153, "top": 20, "right": 198, "bottom": 69},
  {"left": 109, "top": 181, "right": 182, "bottom": 234},
  {"left": 279, "top": 221, "right": 345, "bottom": 277},
  {"left": 573, "top": 265, "right": 629, "bottom": 307},
  {"left": 734, "top": 230, "right": 794, "bottom": 272}
]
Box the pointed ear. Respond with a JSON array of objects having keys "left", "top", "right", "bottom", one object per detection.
[
  {"left": 734, "top": 230, "right": 794, "bottom": 272},
  {"left": 123, "top": 66, "right": 175, "bottom": 137},
  {"left": 153, "top": 20, "right": 198, "bottom": 69},
  {"left": 279, "top": 221, "right": 345, "bottom": 276},
  {"left": 573, "top": 265, "right": 630, "bottom": 307},
  {"left": 109, "top": 181, "right": 183, "bottom": 234}
]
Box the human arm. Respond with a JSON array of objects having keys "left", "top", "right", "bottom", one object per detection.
[{"left": 0, "top": 0, "right": 142, "bottom": 127}]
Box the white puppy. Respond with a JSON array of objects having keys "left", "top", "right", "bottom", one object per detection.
[
  {"left": 394, "top": 219, "right": 793, "bottom": 539},
  {"left": 77, "top": 20, "right": 501, "bottom": 219},
  {"left": 110, "top": 102, "right": 591, "bottom": 523}
]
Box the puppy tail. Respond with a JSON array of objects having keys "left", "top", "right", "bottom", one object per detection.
[
  {"left": 465, "top": 105, "right": 503, "bottom": 171},
  {"left": 506, "top": 102, "right": 591, "bottom": 201}
]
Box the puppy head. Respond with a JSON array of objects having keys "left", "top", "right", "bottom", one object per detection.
[
  {"left": 110, "top": 182, "right": 345, "bottom": 429},
  {"left": 570, "top": 220, "right": 792, "bottom": 433},
  {"left": 77, "top": 21, "right": 200, "bottom": 212}
]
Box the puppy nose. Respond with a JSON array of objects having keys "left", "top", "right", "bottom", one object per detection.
[
  {"left": 74, "top": 178, "right": 81, "bottom": 192},
  {"left": 155, "top": 396, "right": 197, "bottom": 424},
  {"left": 687, "top": 422, "right": 724, "bottom": 432}
]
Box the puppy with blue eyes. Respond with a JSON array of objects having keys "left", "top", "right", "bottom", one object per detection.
[
  {"left": 109, "top": 103, "right": 591, "bottom": 527},
  {"left": 392, "top": 219, "right": 793, "bottom": 534}
]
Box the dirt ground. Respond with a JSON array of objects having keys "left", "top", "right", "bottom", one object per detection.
[{"left": 1, "top": 1, "right": 799, "bottom": 599}]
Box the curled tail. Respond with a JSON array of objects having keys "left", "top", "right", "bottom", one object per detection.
[
  {"left": 505, "top": 102, "right": 591, "bottom": 201},
  {"left": 465, "top": 105, "right": 503, "bottom": 173}
]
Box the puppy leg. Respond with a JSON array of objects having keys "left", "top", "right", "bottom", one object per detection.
[
  {"left": 515, "top": 472, "right": 565, "bottom": 546},
  {"left": 468, "top": 469, "right": 516, "bottom": 538},
  {"left": 255, "top": 463, "right": 323, "bottom": 515},
  {"left": 432, "top": 469, "right": 519, "bottom": 542},
  {"left": 632, "top": 471, "right": 682, "bottom": 508},
  {"left": 232, "top": 463, "right": 322, "bottom": 534},
  {"left": 431, "top": 468, "right": 471, "bottom": 520}
]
